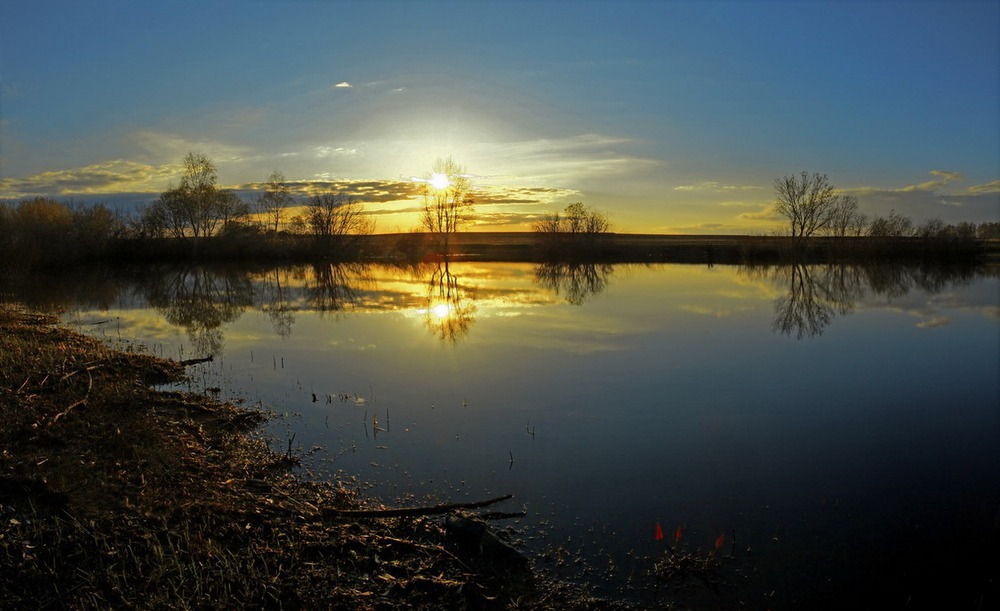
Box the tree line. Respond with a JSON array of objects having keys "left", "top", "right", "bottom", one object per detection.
[
  {"left": 772, "top": 171, "right": 997, "bottom": 243},
  {"left": 2, "top": 158, "right": 995, "bottom": 273}
]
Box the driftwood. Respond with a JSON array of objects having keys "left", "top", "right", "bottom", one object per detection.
[
  {"left": 179, "top": 356, "right": 214, "bottom": 367},
  {"left": 323, "top": 494, "right": 514, "bottom": 519}
]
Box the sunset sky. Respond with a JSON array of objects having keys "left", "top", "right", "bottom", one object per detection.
[{"left": 2, "top": 0, "right": 998, "bottom": 233}]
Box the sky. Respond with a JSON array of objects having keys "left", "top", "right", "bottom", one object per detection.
[{"left": 1, "top": 0, "right": 998, "bottom": 234}]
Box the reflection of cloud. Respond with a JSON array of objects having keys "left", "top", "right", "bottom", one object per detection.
[{"left": 916, "top": 316, "right": 951, "bottom": 329}]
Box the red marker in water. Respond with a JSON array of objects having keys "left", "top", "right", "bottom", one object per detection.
[
  {"left": 655, "top": 522, "right": 664, "bottom": 541},
  {"left": 715, "top": 533, "right": 725, "bottom": 550},
  {"left": 675, "top": 526, "right": 682, "bottom": 543}
]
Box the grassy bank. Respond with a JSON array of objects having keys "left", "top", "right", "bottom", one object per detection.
[{"left": 0, "top": 305, "right": 609, "bottom": 609}]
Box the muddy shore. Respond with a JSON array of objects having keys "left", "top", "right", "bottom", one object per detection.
[{"left": 1, "top": 305, "right": 620, "bottom": 609}]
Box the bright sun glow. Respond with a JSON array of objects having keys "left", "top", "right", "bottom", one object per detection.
[
  {"left": 429, "top": 172, "right": 450, "bottom": 190},
  {"left": 431, "top": 303, "right": 450, "bottom": 319}
]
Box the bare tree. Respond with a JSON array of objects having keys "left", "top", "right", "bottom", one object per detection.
[
  {"left": 824, "top": 195, "right": 866, "bottom": 237},
  {"left": 258, "top": 170, "right": 294, "bottom": 233},
  {"left": 531, "top": 202, "right": 610, "bottom": 235},
  {"left": 142, "top": 152, "right": 236, "bottom": 252},
  {"left": 420, "top": 157, "right": 474, "bottom": 252},
  {"left": 867, "top": 209, "right": 914, "bottom": 237},
  {"left": 306, "top": 192, "right": 374, "bottom": 253},
  {"left": 773, "top": 172, "right": 839, "bottom": 244}
]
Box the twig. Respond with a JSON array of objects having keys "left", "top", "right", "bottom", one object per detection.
[
  {"left": 324, "top": 493, "right": 514, "bottom": 519},
  {"left": 51, "top": 399, "right": 87, "bottom": 425}
]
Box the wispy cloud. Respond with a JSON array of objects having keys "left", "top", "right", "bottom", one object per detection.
[
  {"left": 129, "top": 130, "right": 253, "bottom": 165},
  {"left": 333, "top": 82, "right": 353, "bottom": 89},
  {"left": 474, "top": 133, "right": 661, "bottom": 187},
  {"left": 673, "top": 181, "right": 764, "bottom": 193}
]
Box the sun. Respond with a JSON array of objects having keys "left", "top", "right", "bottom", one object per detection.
[
  {"left": 430, "top": 303, "right": 450, "bottom": 319},
  {"left": 429, "top": 172, "right": 450, "bottom": 190}
]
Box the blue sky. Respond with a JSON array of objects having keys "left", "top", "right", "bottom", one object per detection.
[{"left": 2, "top": 0, "right": 998, "bottom": 233}]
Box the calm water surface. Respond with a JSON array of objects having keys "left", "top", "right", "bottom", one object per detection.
[{"left": 12, "top": 261, "right": 999, "bottom": 608}]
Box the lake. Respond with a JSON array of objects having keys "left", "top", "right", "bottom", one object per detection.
[{"left": 8, "top": 260, "right": 998, "bottom": 609}]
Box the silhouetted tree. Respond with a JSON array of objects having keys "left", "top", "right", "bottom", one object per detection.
[
  {"left": 258, "top": 170, "right": 294, "bottom": 233},
  {"left": 867, "top": 209, "right": 914, "bottom": 237},
  {"left": 532, "top": 202, "right": 610, "bottom": 235},
  {"left": 306, "top": 192, "right": 374, "bottom": 254},
  {"left": 420, "top": 157, "right": 474, "bottom": 252},
  {"left": 823, "top": 195, "right": 866, "bottom": 237},
  {"left": 773, "top": 172, "right": 841, "bottom": 245},
  {"left": 142, "top": 152, "right": 244, "bottom": 253}
]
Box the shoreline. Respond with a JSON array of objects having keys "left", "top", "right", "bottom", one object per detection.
[
  {"left": 95, "top": 232, "right": 996, "bottom": 267},
  {"left": 0, "top": 305, "right": 610, "bottom": 609}
]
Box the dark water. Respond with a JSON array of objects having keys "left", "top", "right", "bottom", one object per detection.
[{"left": 8, "top": 261, "right": 999, "bottom": 609}]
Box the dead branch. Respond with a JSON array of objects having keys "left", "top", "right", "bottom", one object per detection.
[
  {"left": 323, "top": 493, "right": 514, "bottom": 519},
  {"left": 180, "top": 356, "right": 214, "bottom": 367}
]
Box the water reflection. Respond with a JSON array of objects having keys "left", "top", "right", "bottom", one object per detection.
[
  {"left": 143, "top": 266, "right": 253, "bottom": 355},
  {"left": 305, "top": 262, "right": 373, "bottom": 317},
  {"left": 742, "top": 263, "right": 982, "bottom": 339},
  {"left": 5, "top": 261, "right": 989, "bottom": 351},
  {"left": 257, "top": 267, "right": 297, "bottom": 338},
  {"left": 533, "top": 262, "right": 614, "bottom": 305},
  {"left": 421, "top": 260, "right": 477, "bottom": 343}
]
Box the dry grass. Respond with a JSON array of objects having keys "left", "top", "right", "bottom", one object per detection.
[{"left": 0, "top": 304, "right": 614, "bottom": 609}]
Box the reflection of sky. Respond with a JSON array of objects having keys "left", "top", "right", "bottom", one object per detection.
[{"left": 53, "top": 263, "right": 1000, "bottom": 607}]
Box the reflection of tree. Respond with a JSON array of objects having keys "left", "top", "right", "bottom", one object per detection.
[
  {"left": 769, "top": 264, "right": 855, "bottom": 339},
  {"left": 423, "top": 259, "right": 477, "bottom": 343},
  {"left": 533, "top": 262, "right": 614, "bottom": 305},
  {"left": 258, "top": 267, "right": 296, "bottom": 337},
  {"left": 304, "top": 262, "right": 373, "bottom": 317},
  {"left": 144, "top": 266, "right": 253, "bottom": 355},
  {"left": 743, "top": 262, "right": 981, "bottom": 340}
]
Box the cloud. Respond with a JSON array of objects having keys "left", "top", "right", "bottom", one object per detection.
[
  {"left": 673, "top": 181, "right": 764, "bottom": 193},
  {"left": 846, "top": 170, "right": 999, "bottom": 224},
  {"left": 963, "top": 180, "right": 1000, "bottom": 195},
  {"left": 313, "top": 146, "right": 358, "bottom": 158},
  {"left": 0, "top": 159, "right": 177, "bottom": 198},
  {"left": 474, "top": 133, "right": 661, "bottom": 186},
  {"left": 333, "top": 82, "right": 353, "bottom": 88},
  {"left": 737, "top": 206, "right": 782, "bottom": 222},
  {"left": 129, "top": 130, "right": 253, "bottom": 165},
  {"left": 475, "top": 186, "right": 579, "bottom": 206},
  {"left": 235, "top": 178, "right": 423, "bottom": 203}
]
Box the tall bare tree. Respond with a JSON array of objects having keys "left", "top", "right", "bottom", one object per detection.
[
  {"left": 773, "top": 172, "right": 839, "bottom": 244},
  {"left": 258, "top": 170, "right": 294, "bottom": 233},
  {"left": 420, "top": 157, "right": 474, "bottom": 252}
]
